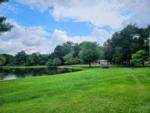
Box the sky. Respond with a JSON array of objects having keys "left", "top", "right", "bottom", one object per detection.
[{"left": 0, "top": 0, "right": 150, "bottom": 54}]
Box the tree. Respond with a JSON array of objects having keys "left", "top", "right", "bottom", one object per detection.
[
  {"left": 25, "top": 53, "right": 49, "bottom": 66},
  {"left": 112, "top": 47, "right": 123, "bottom": 64},
  {"left": 73, "top": 43, "right": 80, "bottom": 57},
  {"left": 104, "top": 24, "right": 150, "bottom": 65},
  {"left": 63, "top": 52, "right": 80, "bottom": 65},
  {"left": 52, "top": 41, "right": 79, "bottom": 64},
  {"left": 47, "top": 58, "right": 61, "bottom": 67},
  {"left": 53, "top": 45, "right": 66, "bottom": 64},
  {"left": 0, "top": 54, "right": 6, "bottom": 65},
  {"left": 26, "top": 54, "right": 35, "bottom": 66},
  {"left": 52, "top": 58, "right": 61, "bottom": 66},
  {"left": 15, "top": 51, "right": 26, "bottom": 65},
  {"left": 131, "top": 50, "right": 148, "bottom": 66},
  {"left": 0, "top": 0, "right": 13, "bottom": 33},
  {"left": 2, "top": 54, "right": 15, "bottom": 65},
  {"left": 46, "top": 59, "right": 53, "bottom": 67},
  {"left": 98, "top": 46, "right": 105, "bottom": 59},
  {"left": 37, "top": 54, "right": 49, "bottom": 65},
  {"left": 62, "top": 41, "right": 74, "bottom": 54},
  {"left": 79, "top": 41, "right": 100, "bottom": 67}
]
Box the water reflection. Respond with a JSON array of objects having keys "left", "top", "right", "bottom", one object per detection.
[{"left": 0, "top": 67, "right": 79, "bottom": 80}]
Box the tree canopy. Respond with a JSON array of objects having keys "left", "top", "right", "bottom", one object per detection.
[
  {"left": 131, "top": 50, "right": 148, "bottom": 66},
  {"left": 79, "top": 42, "right": 100, "bottom": 67},
  {"left": 0, "top": 24, "right": 149, "bottom": 67},
  {"left": 104, "top": 25, "right": 150, "bottom": 66},
  {"left": 0, "top": 55, "right": 6, "bottom": 65},
  {"left": 47, "top": 58, "right": 61, "bottom": 67}
]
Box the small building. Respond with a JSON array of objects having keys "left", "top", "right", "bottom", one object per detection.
[{"left": 99, "top": 60, "right": 109, "bottom": 68}]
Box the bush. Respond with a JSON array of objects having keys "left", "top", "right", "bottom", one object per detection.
[
  {"left": 131, "top": 50, "right": 148, "bottom": 66},
  {"left": 47, "top": 58, "right": 61, "bottom": 67},
  {"left": 0, "top": 55, "right": 6, "bottom": 66},
  {"left": 63, "top": 53, "right": 80, "bottom": 65}
]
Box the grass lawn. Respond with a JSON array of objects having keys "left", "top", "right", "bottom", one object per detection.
[{"left": 0, "top": 67, "right": 150, "bottom": 113}]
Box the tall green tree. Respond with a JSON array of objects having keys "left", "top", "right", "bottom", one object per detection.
[
  {"left": 15, "top": 51, "right": 26, "bottom": 65},
  {"left": 2, "top": 54, "right": 15, "bottom": 65},
  {"left": 79, "top": 41, "right": 100, "bottom": 67},
  {"left": 52, "top": 41, "right": 79, "bottom": 64},
  {"left": 26, "top": 54, "right": 35, "bottom": 66},
  {"left": 104, "top": 24, "right": 150, "bottom": 65}
]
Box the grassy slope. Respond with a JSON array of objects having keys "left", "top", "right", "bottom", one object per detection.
[{"left": 0, "top": 67, "right": 150, "bottom": 113}]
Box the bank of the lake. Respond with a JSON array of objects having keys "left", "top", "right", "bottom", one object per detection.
[
  {"left": 0, "top": 66, "right": 82, "bottom": 80},
  {"left": 0, "top": 67, "right": 150, "bottom": 113}
]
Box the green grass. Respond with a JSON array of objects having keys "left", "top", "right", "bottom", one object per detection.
[{"left": 0, "top": 67, "right": 150, "bottom": 113}]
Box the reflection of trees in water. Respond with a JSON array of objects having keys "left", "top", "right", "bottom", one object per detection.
[{"left": 0, "top": 68, "right": 80, "bottom": 80}]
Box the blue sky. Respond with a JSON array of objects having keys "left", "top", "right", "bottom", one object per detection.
[
  {"left": 2, "top": 0, "right": 95, "bottom": 36},
  {"left": 0, "top": 0, "right": 150, "bottom": 54}
]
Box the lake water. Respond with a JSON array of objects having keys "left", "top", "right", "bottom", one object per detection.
[{"left": 0, "top": 67, "right": 79, "bottom": 80}]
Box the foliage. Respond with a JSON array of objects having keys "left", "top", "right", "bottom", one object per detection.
[
  {"left": 79, "top": 41, "right": 100, "bottom": 67},
  {"left": 1, "top": 52, "right": 49, "bottom": 66},
  {"left": 47, "top": 58, "right": 61, "bottom": 67},
  {"left": 98, "top": 46, "right": 105, "bottom": 59},
  {"left": 112, "top": 47, "right": 123, "bottom": 64},
  {"left": 0, "top": 54, "right": 6, "bottom": 65},
  {"left": 63, "top": 52, "right": 80, "bottom": 65},
  {"left": 2, "top": 54, "right": 15, "bottom": 65},
  {"left": 131, "top": 50, "right": 148, "bottom": 66},
  {"left": 15, "top": 51, "right": 26, "bottom": 65},
  {"left": 26, "top": 54, "right": 35, "bottom": 66},
  {"left": 52, "top": 41, "right": 80, "bottom": 64},
  {"left": 26, "top": 53, "right": 49, "bottom": 66},
  {"left": 1, "top": 24, "right": 150, "bottom": 67},
  {"left": 104, "top": 25, "right": 150, "bottom": 66}
]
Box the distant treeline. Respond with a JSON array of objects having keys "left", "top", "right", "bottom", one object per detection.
[
  {"left": 0, "top": 41, "right": 104, "bottom": 67},
  {"left": 0, "top": 24, "right": 150, "bottom": 67}
]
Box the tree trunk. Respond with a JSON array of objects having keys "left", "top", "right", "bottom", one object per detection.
[
  {"left": 142, "top": 61, "right": 144, "bottom": 66},
  {"left": 89, "top": 62, "right": 91, "bottom": 68}
]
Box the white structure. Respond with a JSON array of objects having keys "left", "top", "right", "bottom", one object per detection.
[{"left": 99, "top": 60, "right": 109, "bottom": 68}]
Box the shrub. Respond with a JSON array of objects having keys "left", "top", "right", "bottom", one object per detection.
[{"left": 47, "top": 58, "right": 61, "bottom": 67}]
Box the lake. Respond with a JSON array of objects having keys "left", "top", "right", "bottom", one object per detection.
[{"left": 0, "top": 67, "right": 79, "bottom": 80}]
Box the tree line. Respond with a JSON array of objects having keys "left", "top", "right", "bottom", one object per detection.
[
  {"left": 0, "top": 41, "right": 104, "bottom": 67},
  {"left": 0, "top": 25, "right": 150, "bottom": 67},
  {"left": 104, "top": 25, "right": 150, "bottom": 66}
]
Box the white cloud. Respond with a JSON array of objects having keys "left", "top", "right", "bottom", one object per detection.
[
  {"left": 50, "top": 28, "right": 111, "bottom": 48},
  {"left": 0, "top": 21, "right": 51, "bottom": 54},
  {"left": 1, "top": 0, "right": 149, "bottom": 54},
  {"left": 122, "top": 0, "right": 150, "bottom": 28},
  {"left": 18, "top": 0, "right": 150, "bottom": 28},
  {"left": 0, "top": 2, "right": 19, "bottom": 15},
  {"left": 0, "top": 21, "right": 111, "bottom": 54}
]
